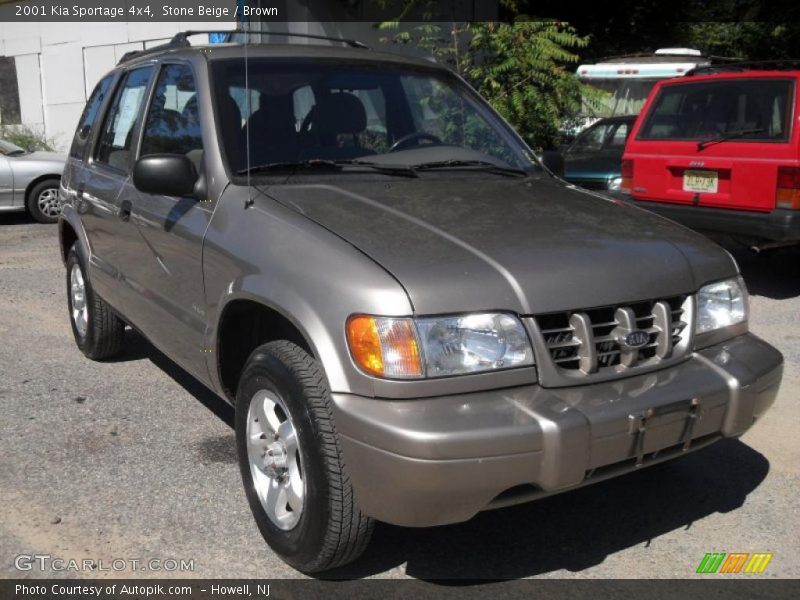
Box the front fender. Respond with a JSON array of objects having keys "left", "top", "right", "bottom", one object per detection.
[{"left": 202, "top": 187, "right": 413, "bottom": 398}]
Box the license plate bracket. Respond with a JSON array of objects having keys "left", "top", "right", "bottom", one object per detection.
[
  {"left": 683, "top": 170, "right": 718, "bottom": 193},
  {"left": 629, "top": 398, "right": 700, "bottom": 466}
]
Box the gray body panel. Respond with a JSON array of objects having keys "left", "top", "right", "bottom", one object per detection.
[
  {"left": 0, "top": 150, "right": 65, "bottom": 210},
  {"left": 261, "top": 176, "right": 737, "bottom": 315}
]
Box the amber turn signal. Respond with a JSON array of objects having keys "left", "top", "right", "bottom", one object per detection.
[{"left": 346, "top": 316, "right": 422, "bottom": 379}]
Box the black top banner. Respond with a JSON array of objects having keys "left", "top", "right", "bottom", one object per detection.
[{"left": 1, "top": 0, "right": 798, "bottom": 23}]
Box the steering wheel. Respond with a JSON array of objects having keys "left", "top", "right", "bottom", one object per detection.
[{"left": 389, "top": 132, "right": 443, "bottom": 153}]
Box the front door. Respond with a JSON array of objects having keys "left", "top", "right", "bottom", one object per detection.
[{"left": 121, "top": 62, "right": 211, "bottom": 379}]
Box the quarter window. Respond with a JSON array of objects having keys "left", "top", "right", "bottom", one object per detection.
[
  {"left": 70, "top": 74, "right": 114, "bottom": 160},
  {"left": 140, "top": 64, "right": 203, "bottom": 159},
  {"left": 94, "top": 67, "right": 153, "bottom": 171}
]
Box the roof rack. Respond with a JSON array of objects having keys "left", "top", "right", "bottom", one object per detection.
[
  {"left": 117, "top": 30, "right": 239, "bottom": 64},
  {"left": 686, "top": 59, "right": 800, "bottom": 76},
  {"left": 233, "top": 30, "right": 371, "bottom": 50},
  {"left": 117, "top": 28, "right": 370, "bottom": 65}
]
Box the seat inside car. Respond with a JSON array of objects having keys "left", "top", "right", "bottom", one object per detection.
[
  {"left": 244, "top": 92, "right": 298, "bottom": 165},
  {"left": 299, "top": 92, "right": 368, "bottom": 160}
]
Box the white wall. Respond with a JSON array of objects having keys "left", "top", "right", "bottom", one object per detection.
[{"left": 0, "top": 21, "right": 227, "bottom": 151}]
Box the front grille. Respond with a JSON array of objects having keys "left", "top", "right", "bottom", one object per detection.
[{"left": 533, "top": 295, "right": 691, "bottom": 376}]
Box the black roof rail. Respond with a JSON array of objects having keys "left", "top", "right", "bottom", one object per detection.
[
  {"left": 230, "top": 30, "right": 371, "bottom": 50},
  {"left": 117, "top": 29, "right": 371, "bottom": 65},
  {"left": 117, "top": 30, "right": 241, "bottom": 64},
  {"left": 686, "top": 59, "right": 800, "bottom": 76}
]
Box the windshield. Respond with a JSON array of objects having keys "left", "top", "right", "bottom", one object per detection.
[
  {"left": 638, "top": 78, "right": 794, "bottom": 142},
  {"left": 581, "top": 80, "right": 657, "bottom": 117},
  {"left": 0, "top": 139, "right": 26, "bottom": 156},
  {"left": 211, "top": 59, "right": 535, "bottom": 175}
]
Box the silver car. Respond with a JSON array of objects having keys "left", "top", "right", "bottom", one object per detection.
[{"left": 0, "top": 138, "right": 65, "bottom": 223}]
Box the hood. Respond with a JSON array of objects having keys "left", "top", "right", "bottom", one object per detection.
[
  {"left": 564, "top": 150, "right": 623, "bottom": 181},
  {"left": 259, "top": 176, "right": 737, "bottom": 315}
]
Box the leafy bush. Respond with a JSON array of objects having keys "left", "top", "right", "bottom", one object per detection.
[
  {"left": 0, "top": 124, "right": 56, "bottom": 152},
  {"left": 378, "top": 19, "right": 590, "bottom": 149}
]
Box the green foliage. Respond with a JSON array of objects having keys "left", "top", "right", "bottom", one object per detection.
[
  {"left": 680, "top": 22, "right": 800, "bottom": 61},
  {"left": 0, "top": 124, "right": 56, "bottom": 152},
  {"left": 378, "top": 19, "right": 589, "bottom": 149}
]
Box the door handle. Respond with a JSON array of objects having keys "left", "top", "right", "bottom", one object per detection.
[{"left": 118, "top": 199, "right": 132, "bottom": 222}]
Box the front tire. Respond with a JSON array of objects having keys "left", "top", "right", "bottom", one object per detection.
[
  {"left": 235, "top": 341, "right": 373, "bottom": 573},
  {"left": 27, "top": 178, "right": 63, "bottom": 224},
  {"left": 66, "top": 246, "right": 125, "bottom": 360}
]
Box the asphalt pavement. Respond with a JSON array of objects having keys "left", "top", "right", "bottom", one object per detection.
[{"left": 1, "top": 212, "right": 798, "bottom": 580}]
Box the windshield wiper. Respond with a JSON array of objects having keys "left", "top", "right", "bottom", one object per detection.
[
  {"left": 697, "top": 128, "right": 765, "bottom": 151},
  {"left": 237, "top": 159, "right": 342, "bottom": 175},
  {"left": 237, "top": 158, "right": 418, "bottom": 177},
  {"left": 410, "top": 159, "right": 527, "bottom": 177}
]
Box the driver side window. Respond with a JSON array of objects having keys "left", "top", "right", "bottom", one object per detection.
[{"left": 140, "top": 64, "right": 203, "bottom": 165}]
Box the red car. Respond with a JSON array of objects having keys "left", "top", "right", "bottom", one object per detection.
[{"left": 621, "top": 67, "right": 800, "bottom": 251}]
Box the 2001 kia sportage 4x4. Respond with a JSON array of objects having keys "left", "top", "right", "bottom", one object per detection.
[{"left": 58, "top": 32, "right": 783, "bottom": 573}]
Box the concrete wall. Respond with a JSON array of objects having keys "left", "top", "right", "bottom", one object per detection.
[{"left": 0, "top": 21, "right": 224, "bottom": 151}]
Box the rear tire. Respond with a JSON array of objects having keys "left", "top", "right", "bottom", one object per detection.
[
  {"left": 235, "top": 340, "right": 373, "bottom": 573},
  {"left": 66, "top": 246, "right": 125, "bottom": 360},
  {"left": 27, "top": 178, "right": 63, "bottom": 224}
]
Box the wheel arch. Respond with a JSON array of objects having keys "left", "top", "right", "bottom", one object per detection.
[
  {"left": 58, "top": 206, "right": 91, "bottom": 267},
  {"left": 215, "top": 298, "right": 318, "bottom": 402}
]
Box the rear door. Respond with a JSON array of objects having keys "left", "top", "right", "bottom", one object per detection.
[
  {"left": 80, "top": 66, "right": 154, "bottom": 308},
  {"left": 628, "top": 75, "right": 798, "bottom": 212}
]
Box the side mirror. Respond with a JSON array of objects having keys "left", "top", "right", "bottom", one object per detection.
[
  {"left": 133, "top": 154, "right": 198, "bottom": 197},
  {"left": 540, "top": 150, "right": 565, "bottom": 177}
]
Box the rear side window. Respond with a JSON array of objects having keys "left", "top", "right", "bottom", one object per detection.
[
  {"left": 70, "top": 74, "right": 114, "bottom": 160},
  {"left": 94, "top": 67, "right": 153, "bottom": 172},
  {"left": 140, "top": 64, "right": 203, "bottom": 159},
  {"left": 639, "top": 78, "right": 794, "bottom": 142}
]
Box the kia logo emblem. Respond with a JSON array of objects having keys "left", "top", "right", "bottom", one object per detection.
[{"left": 623, "top": 330, "right": 650, "bottom": 349}]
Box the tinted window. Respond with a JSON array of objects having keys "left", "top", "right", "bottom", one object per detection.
[
  {"left": 70, "top": 74, "right": 114, "bottom": 160},
  {"left": 141, "top": 64, "right": 203, "bottom": 159},
  {"left": 94, "top": 67, "right": 153, "bottom": 171},
  {"left": 639, "top": 79, "right": 794, "bottom": 142},
  {"left": 608, "top": 123, "right": 630, "bottom": 148},
  {"left": 571, "top": 122, "right": 615, "bottom": 152},
  {"left": 212, "top": 60, "right": 531, "bottom": 173}
]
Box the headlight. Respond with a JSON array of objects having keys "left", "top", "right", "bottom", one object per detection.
[
  {"left": 695, "top": 277, "right": 748, "bottom": 334},
  {"left": 346, "top": 313, "right": 534, "bottom": 379},
  {"left": 607, "top": 176, "right": 623, "bottom": 192}
]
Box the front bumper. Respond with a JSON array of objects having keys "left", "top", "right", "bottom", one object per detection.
[
  {"left": 331, "top": 333, "right": 782, "bottom": 527},
  {"left": 621, "top": 196, "right": 800, "bottom": 242}
]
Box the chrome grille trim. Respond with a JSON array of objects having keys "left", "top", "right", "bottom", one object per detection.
[{"left": 527, "top": 295, "right": 695, "bottom": 387}]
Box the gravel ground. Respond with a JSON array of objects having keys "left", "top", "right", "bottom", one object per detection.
[{"left": 0, "top": 212, "right": 798, "bottom": 581}]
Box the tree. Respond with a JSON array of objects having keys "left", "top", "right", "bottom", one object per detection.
[{"left": 378, "top": 19, "right": 590, "bottom": 148}]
